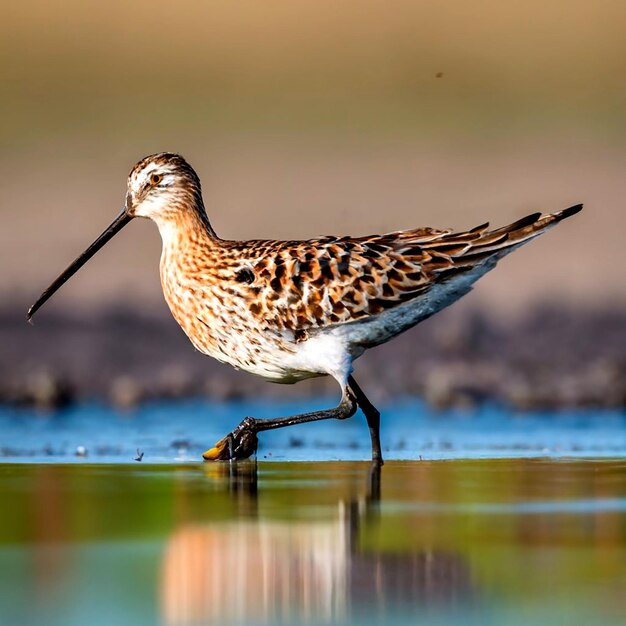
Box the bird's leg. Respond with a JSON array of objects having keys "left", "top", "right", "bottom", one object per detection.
[
  {"left": 203, "top": 391, "right": 357, "bottom": 461},
  {"left": 347, "top": 375, "right": 384, "bottom": 465}
]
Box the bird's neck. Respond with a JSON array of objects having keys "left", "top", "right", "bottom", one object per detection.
[{"left": 155, "top": 204, "right": 219, "bottom": 253}]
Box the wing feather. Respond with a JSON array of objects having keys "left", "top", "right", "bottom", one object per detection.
[{"left": 238, "top": 205, "right": 582, "bottom": 336}]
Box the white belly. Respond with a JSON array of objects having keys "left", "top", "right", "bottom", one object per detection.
[{"left": 280, "top": 331, "right": 353, "bottom": 384}]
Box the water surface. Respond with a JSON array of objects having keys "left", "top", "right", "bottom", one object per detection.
[
  {"left": 1, "top": 401, "right": 625, "bottom": 625},
  {"left": 1, "top": 399, "right": 625, "bottom": 462},
  {"left": 1, "top": 459, "right": 626, "bottom": 626}
]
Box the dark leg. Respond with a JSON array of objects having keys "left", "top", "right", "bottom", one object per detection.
[
  {"left": 203, "top": 392, "right": 357, "bottom": 461},
  {"left": 348, "top": 375, "right": 384, "bottom": 464},
  {"left": 367, "top": 459, "right": 382, "bottom": 502}
]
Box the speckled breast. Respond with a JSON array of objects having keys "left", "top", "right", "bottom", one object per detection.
[{"left": 159, "top": 251, "right": 300, "bottom": 381}]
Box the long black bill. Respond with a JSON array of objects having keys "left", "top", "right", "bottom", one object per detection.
[{"left": 27, "top": 209, "right": 133, "bottom": 323}]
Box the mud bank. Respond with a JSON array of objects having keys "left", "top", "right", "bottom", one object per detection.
[{"left": 1, "top": 304, "right": 624, "bottom": 411}]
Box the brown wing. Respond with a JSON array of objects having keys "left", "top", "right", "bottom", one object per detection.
[{"left": 237, "top": 205, "right": 581, "bottom": 335}]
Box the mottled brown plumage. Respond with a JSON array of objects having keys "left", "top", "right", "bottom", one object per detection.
[{"left": 27, "top": 152, "right": 583, "bottom": 463}]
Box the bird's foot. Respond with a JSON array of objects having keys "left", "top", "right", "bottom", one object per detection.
[{"left": 202, "top": 417, "right": 258, "bottom": 461}]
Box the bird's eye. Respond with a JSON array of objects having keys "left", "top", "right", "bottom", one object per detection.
[{"left": 150, "top": 173, "right": 163, "bottom": 185}]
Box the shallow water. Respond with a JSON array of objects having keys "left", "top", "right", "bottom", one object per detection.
[
  {"left": 1, "top": 459, "right": 626, "bottom": 626},
  {"left": 1, "top": 401, "right": 626, "bottom": 625},
  {"left": 1, "top": 399, "right": 625, "bottom": 462}
]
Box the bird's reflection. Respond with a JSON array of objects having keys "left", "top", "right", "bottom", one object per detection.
[{"left": 161, "top": 462, "right": 473, "bottom": 625}]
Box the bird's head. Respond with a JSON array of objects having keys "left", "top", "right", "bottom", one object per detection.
[
  {"left": 126, "top": 152, "right": 204, "bottom": 223},
  {"left": 27, "top": 152, "right": 207, "bottom": 322}
]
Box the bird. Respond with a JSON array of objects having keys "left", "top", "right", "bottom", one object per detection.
[{"left": 27, "top": 152, "right": 582, "bottom": 464}]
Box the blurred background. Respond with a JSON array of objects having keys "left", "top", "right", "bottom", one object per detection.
[{"left": 1, "top": 0, "right": 625, "bottom": 409}]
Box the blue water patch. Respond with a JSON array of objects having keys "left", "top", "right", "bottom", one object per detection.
[
  {"left": 385, "top": 497, "right": 626, "bottom": 515},
  {"left": 0, "top": 399, "right": 624, "bottom": 463}
]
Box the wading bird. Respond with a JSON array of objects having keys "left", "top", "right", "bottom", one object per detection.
[{"left": 28, "top": 153, "right": 582, "bottom": 463}]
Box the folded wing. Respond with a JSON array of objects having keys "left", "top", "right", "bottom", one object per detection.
[{"left": 243, "top": 205, "right": 582, "bottom": 337}]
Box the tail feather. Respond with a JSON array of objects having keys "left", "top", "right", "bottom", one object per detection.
[
  {"left": 429, "top": 203, "right": 582, "bottom": 274},
  {"left": 453, "top": 204, "right": 579, "bottom": 257},
  {"left": 479, "top": 203, "right": 582, "bottom": 252},
  {"left": 468, "top": 221, "right": 490, "bottom": 234},
  {"left": 487, "top": 211, "right": 543, "bottom": 237}
]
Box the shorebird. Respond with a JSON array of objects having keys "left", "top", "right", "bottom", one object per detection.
[{"left": 28, "top": 153, "right": 582, "bottom": 463}]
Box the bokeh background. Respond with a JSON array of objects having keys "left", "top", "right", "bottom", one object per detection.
[{"left": 2, "top": 0, "right": 625, "bottom": 408}]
